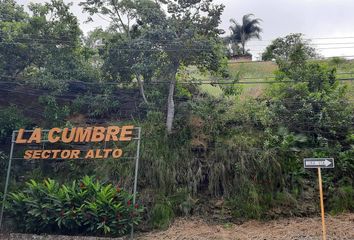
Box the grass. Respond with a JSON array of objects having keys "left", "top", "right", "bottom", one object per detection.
[
  {"left": 195, "top": 59, "right": 354, "bottom": 99},
  {"left": 199, "top": 84, "right": 223, "bottom": 97},
  {"left": 228, "top": 61, "right": 278, "bottom": 98},
  {"left": 228, "top": 61, "right": 278, "bottom": 79},
  {"left": 326, "top": 59, "right": 354, "bottom": 100},
  {"left": 183, "top": 66, "right": 224, "bottom": 97}
]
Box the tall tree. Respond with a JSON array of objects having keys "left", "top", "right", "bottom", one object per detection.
[
  {"left": 0, "top": 0, "right": 30, "bottom": 77},
  {"left": 261, "top": 33, "right": 318, "bottom": 80},
  {"left": 80, "top": 0, "right": 151, "bottom": 104},
  {"left": 261, "top": 33, "right": 317, "bottom": 63},
  {"left": 0, "top": 0, "right": 93, "bottom": 92},
  {"left": 229, "top": 14, "right": 262, "bottom": 55},
  {"left": 80, "top": 0, "right": 226, "bottom": 133}
]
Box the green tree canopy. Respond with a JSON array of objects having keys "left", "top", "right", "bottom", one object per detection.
[
  {"left": 262, "top": 33, "right": 319, "bottom": 80},
  {"left": 0, "top": 0, "right": 96, "bottom": 93},
  {"left": 80, "top": 0, "right": 227, "bottom": 133},
  {"left": 0, "top": 0, "right": 30, "bottom": 77},
  {"left": 262, "top": 33, "right": 317, "bottom": 62}
]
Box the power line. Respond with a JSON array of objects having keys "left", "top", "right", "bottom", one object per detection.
[
  {"left": 148, "top": 78, "right": 354, "bottom": 85},
  {"left": 1, "top": 83, "right": 352, "bottom": 105},
  {"left": 232, "top": 36, "right": 354, "bottom": 43},
  {"left": 3, "top": 33, "right": 354, "bottom": 43},
  {"left": 0, "top": 82, "right": 353, "bottom": 107},
  {"left": 0, "top": 85, "right": 353, "bottom": 124},
  {"left": 0, "top": 41, "right": 215, "bottom": 51},
  {"left": 228, "top": 56, "right": 354, "bottom": 64},
  {"left": 0, "top": 72, "right": 349, "bottom": 81},
  {"left": 247, "top": 42, "right": 354, "bottom": 47},
  {"left": 1, "top": 77, "right": 353, "bottom": 86},
  {"left": 3, "top": 37, "right": 354, "bottom": 50},
  {"left": 2, "top": 41, "right": 354, "bottom": 52},
  {"left": 315, "top": 46, "right": 354, "bottom": 50},
  {"left": 246, "top": 47, "right": 354, "bottom": 52},
  {"left": 304, "top": 36, "right": 354, "bottom": 40}
]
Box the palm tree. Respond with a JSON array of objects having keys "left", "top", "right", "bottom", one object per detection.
[{"left": 229, "top": 14, "right": 262, "bottom": 55}]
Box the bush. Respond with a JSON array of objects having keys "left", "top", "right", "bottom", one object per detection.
[
  {"left": 72, "top": 92, "right": 119, "bottom": 118},
  {"left": 0, "top": 151, "right": 7, "bottom": 186},
  {"left": 330, "top": 185, "right": 354, "bottom": 214},
  {"left": 329, "top": 57, "right": 346, "bottom": 67},
  {"left": 227, "top": 184, "right": 263, "bottom": 219},
  {"left": 0, "top": 105, "right": 30, "bottom": 143},
  {"left": 150, "top": 201, "right": 174, "bottom": 229},
  {"left": 6, "top": 176, "right": 143, "bottom": 237},
  {"left": 39, "top": 96, "right": 70, "bottom": 127}
]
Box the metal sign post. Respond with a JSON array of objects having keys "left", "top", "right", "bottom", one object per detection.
[
  {"left": 317, "top": 167, "right": 326, "bottom": 240},
  {"left": 304, "top": 158, "right": 334, "bottom": 240},
  {"left": 131, "top": 127, "right": 141, "bottom": 239},
  {"left": 0, "top": 132, "right": 15, "bottom": 229}
]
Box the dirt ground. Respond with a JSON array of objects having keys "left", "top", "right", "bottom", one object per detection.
[
  {"left": 136, "top": 214, "right": 354, "bottom": 240},
  {"left": 1, "top": 214, "right": 353, "bottom": 240}
]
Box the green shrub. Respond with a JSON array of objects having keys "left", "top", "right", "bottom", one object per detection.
[
  {"left": 227, "top": 184, "right": 263, "bottom": 219},
  {"left": 169, "top": 188, "right": 197, "bottom": 216},
  {"left": 6, "top": 176, "right": 143, "bottom": 237},
  {"left": 39, "top": 96, "right": 70, "bottom": 127},
  {"left": 0, "top": 105, "right": 30, "bottom": 143},
  {"left": 0, "top": 151, "right": 6, "bottom": 175},
  {"left": 72, "top": 91, "right": 119, "bottom": 118},
  {"left": 329, "top": 57, "right": 346, "bottom": 67},
  {"left": 0, "top": 151, "right": 7, "bottom": 189},
  {"left": 330, "top": 185, "right": 354, "bottom": 214},
  {"left": 150, "top": 201, "right": 174, "bottom": 229}
]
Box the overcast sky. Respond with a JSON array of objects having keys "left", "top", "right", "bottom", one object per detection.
[{"left": 17, "top": 0, "right": 354, "bottom": 59}]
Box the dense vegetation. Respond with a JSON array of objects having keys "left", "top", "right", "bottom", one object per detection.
[
  {"left": 7, "top": 176, "right": 143, "bottom": 236},
  {"left": 0, "top": 0, "right": 353, "bottom": 236}
]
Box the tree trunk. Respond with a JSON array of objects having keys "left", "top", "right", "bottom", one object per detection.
[
  {"left": 136, "top": 75, "right": 148, "bottom": 104},
  {"left": 241, "top": 33, "right": 246, "bottom": 55},
  {"left": 166, "top": 66, "right": 178, "bottom": 134},
  {"left": 166, "top": 78, "right": 176, "bottom": 134}
]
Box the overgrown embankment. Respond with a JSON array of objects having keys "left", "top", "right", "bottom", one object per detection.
[{"left": 1, "top": 59, "right": 353, "bottom": 235}]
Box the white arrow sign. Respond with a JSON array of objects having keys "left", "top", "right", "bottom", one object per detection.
[
  {"left": 304, "top": 158, "right": 334, "bottom": 168},
  {"left": 306, "top": 160, "right": 331, "bottom": 167}
]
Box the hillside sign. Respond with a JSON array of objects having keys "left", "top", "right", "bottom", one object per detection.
[
  {"left": 0, "top": 126, "right": 142, "bottom": 237},
  {"left": 15, "top": 126, "right": 135, "bottom": 160}
]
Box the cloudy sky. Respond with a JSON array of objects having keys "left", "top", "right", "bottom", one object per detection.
[{"left": 17, "top": 0, "right": 354, "bottom": 59}]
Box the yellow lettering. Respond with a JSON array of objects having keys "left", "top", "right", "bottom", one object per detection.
[
  {"left": 24, "top": 150, "right": 33, "bottom": 160},
  {"left": 103, "top": 149, "right": 113, "bottom": 158},
  {"left": 61, "top": 150, "right": 71, "bottom": 159},
  {"left": 94, "top": 149, "right": 103, "bottom": 159},
  {"left": 41, "top": 150, "right": 51, "bottom": 159},
  {"left": 70, "top": 150, "right": 81, "bottom": 159},
  {"left": 28, "top": 128, "right": 41, "bottom": 144},
  {"left": 15, "top": 129, "right": 27, "bottom": 144},
  {"left": 62, "top": 128, "right": 75, "bottom": 143},
  {"left": 85, "top": 150, "right": 94, "bottom": 159},
  {"left": 52, "top": 150, "right": 61, "bottom": 159},
  {"left": 120, "top": 125, "right": 134, "bottom": 141},
  {"left": 105, "top": 126, "right": 120, "bottom": 141},
  {"left": 112, "top": 149, "right": 123, "bottom": 158},
  {"left": 91, "top": 127, "right": 105, "bottom": 142},
  {"left": 48, "top": 128, "right": 61, "bottom": 143},
  {"left": 32, "top": 150, "right": 41, "bottom": 159},
  {"left": 74, "top": 127, "right": 92, "bottom": 142}
]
